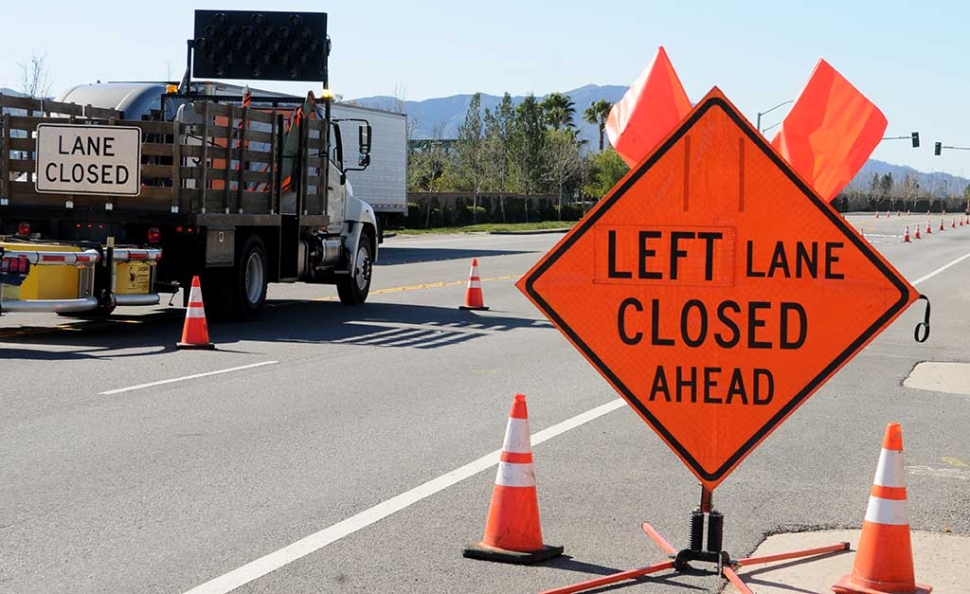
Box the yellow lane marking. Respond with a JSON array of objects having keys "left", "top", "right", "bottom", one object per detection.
[
  {"left": 311, "top": 274, "right": 518, "bottom": 302},
  {"left": 942, "top": 457, "right": 969, "bottom": 468}
]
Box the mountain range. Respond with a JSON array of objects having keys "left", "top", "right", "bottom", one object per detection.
[{"left": 350, "top": 84, "right": 969, "bottom": 196}]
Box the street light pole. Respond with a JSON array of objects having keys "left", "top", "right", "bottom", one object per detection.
[
  {"left": 756, "top": 100, "right": 794, "bottom": 134},
  {"left": 882, "top": 132, "right": 920, "bottom": 148}
]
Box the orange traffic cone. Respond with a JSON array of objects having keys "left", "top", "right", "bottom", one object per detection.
[
  {"left": 902, "top": 226, "right": 910, "bottom": 243},
  {"left": 925, "top": 221, "right": 932, "bottom": 235},
  {"left": 952, "top": 218, "right": 956, "bottom": 229},
  {"left": 463, "top": 394, "right": 563, "bottom": 564},
  {"left": 832, "top": 424, "right": 931, "bottom": 594},
  {"left": 459, "top": 258, "right": 489, "bottom": 311},
  {"left": 914, "top": 225, "right": 921, "bottom": 240},
  {"left": 875, "top": 211, "right": 880, "bottom": 219},
  {"left": 907, "top": 210, "right": 911, "bottom": 216},
  {"left": 940, "top": 218, "right": 945, "bottom": 231},
  {"left": 176, "top": 276, "right": 215, "bottom": 349}
]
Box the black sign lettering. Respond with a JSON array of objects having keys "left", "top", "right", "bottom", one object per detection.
[
  {"left": 638, "top": 231, "right": 662, "bottom": 279},
  {"left": 607, "top": 230, "right": 632, "bottom": 279},
  {"left": 617, "top": 298, "right": 643, "bottom": 345}
]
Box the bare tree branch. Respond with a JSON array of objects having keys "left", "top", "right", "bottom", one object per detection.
[{"left": 18, "top": 51, "right": 53, "bottom": 98}]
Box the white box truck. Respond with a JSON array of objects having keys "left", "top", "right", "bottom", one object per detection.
[{"left": 330, "top": 103, "right": 407, "bottom": 239}]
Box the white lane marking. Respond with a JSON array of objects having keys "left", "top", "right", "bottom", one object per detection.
[
  {"left": 180, "top": 398, "right": 626, "bottom": 594},
  {"left": 99, "top": 361, "right": 279, "bottom": 395},
  {"left": 911, "top": 251, "right": 970, "bottom": 286}
]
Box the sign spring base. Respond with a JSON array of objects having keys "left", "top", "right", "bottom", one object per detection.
[{"left": 539, "top": 487, "right": 850, "bottom": 594}]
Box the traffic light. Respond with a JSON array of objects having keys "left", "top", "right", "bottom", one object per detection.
[
  {"left": 911, "top": 132, "right": 920, "bottom": 148},
  {"left": 935, "top": 142, "right": 942, "bottom": 156},
  {"left": 192, "top": 10, "right": 328, "bottom": 82}
]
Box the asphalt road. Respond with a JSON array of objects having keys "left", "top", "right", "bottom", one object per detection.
[{"left": 2, "top": 214, "right": 969, "bottom": 594}]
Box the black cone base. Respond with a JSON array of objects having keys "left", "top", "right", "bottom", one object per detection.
[{"left": 462, "top": 542, "right": 563, "bottom": 565}]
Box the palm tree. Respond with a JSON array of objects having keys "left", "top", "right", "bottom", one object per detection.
[
  {"left": 540, "top": 92, "right": 575, "bottom": 131},
  {"left": 582, "top": 99, "right": 613, "bottom": 152}
]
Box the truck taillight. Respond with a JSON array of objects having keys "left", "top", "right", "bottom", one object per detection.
[
  {"left": 17, "top": 222, "right": 30, "bottom": 236},
  {"left": 148, "top": 227, "right": 162, "bottom": 244},
  {"left": 0, "top": 255, "right": 30, "bottom": 275}
]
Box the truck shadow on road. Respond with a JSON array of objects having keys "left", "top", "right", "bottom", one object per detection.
[
  {"left": 377, "top": 246, "right": 534, "bottom": 265},
  {"left": 244, "top": 300, "right": 553, "bottom": 349},
  {"left": 0, "top": 301, "right": 552, "bottom": 358}
]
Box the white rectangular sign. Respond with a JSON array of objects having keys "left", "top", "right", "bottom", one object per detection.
[{"left": 35, "top": 124, "right": 142, "bottom": 196}]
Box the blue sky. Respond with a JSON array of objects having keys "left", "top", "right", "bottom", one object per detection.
[{"left": 2, "top": 1, "right": 967, "bottom": 179}]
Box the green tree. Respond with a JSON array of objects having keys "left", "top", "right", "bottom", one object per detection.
[
  {"left": 484, "top": 93, "right": 516, "bottom": 222},
  {"left": 868, "top": 172, "right": 880, "bottom": 194},
  {"left": 540, "top": 92, "right": 575, "bottom": 131},
  {"left": 510, "top": 94, "right": 547, "bottom": 197},
  {"left": 879, "top": 172, "right": 894, "bottom": 196},
  {"left": 408, "top": 123, "right": 454, "bottom": 227},
  {"left": 582, "top": 148, "right": 629, "bottom": 199},
  {"left": 456, "top": 93, "right": 487, "bottom": 222},
  {"left": 582, "top": 99, "right": 613, "bottom": 152}
]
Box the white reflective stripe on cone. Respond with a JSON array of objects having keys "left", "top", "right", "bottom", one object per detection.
[
  {"left": 873, "top": 449, "right": 905, "bottom": 487},
  {"left": 864, "top": 496, "right": 910, "bottom": 526},
  {"left": 186, "top": 307, "right": 207, "bottom": 319},
  {"left": 468, "top": 280, "right": 482, "bottom": 288},
  {"left": 189, "top": 286, "right": 203, "bottom": 302},
  {"left": 495, "top": 462, "right": 536, "bottom": 487},
  {"left": 502, "top": 418, "right": 532, "bottom": 453}
]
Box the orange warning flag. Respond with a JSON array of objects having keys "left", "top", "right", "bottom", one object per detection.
[
  {"left": 606, "top": 47, "right": 692, "bottom": 167},
  {"left": 771, "top": 59, "right": 887, "bottom": 203}
]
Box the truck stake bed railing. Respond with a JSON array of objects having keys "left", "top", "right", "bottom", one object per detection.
[{"left": 0, "top": 93, "right": 330, "bottom": 222}]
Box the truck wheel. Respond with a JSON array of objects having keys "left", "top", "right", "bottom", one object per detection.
[
  {"left": 233, "top": 234, "right": 268, "bottom": 319},
  {"left": 337, "top": 230, "right": 373, "bottom": 305}
]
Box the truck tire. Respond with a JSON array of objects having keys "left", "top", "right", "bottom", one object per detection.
[
  {"left": 233, "top": 234, "right": 269, "bottom": 319},
  {"left": 337, "top": 229, "right": 373, "bottom": 306}
]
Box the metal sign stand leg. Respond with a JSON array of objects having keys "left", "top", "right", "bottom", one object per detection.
[{"left": 540, "top": 487, "right": 849, "bottom": 594}]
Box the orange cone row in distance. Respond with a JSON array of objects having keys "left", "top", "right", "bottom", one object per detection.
[
  {"left": 832, "top": 423, "right": 932, "bottom": 594},
  {"left": 459, "top": 258, "right": 489, "bottom": 311},
  {"left": 463, "top": 394, "right": 562, "bottom": 564},
  {"left": 176, "top": 275, "right": 215, "bottom": 349}
]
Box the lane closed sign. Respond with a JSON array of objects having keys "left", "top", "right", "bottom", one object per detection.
[{"left": 36, "top": 124, "right": 141, "bottom": 196}]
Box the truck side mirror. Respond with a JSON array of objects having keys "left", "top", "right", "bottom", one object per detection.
[
  {"left": 359, "top": 124, "right": 371, "bottom": 155},
  {"left": 332, "top": 122, "right": 344, "bottom": 171},
  {"left": 358, "top": 154, "right": 371, "bottom": 168}
]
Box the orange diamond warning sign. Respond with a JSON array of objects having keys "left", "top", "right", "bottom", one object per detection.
[{"left": 517, "top": 88, "right": 918, "bottom": 490}]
